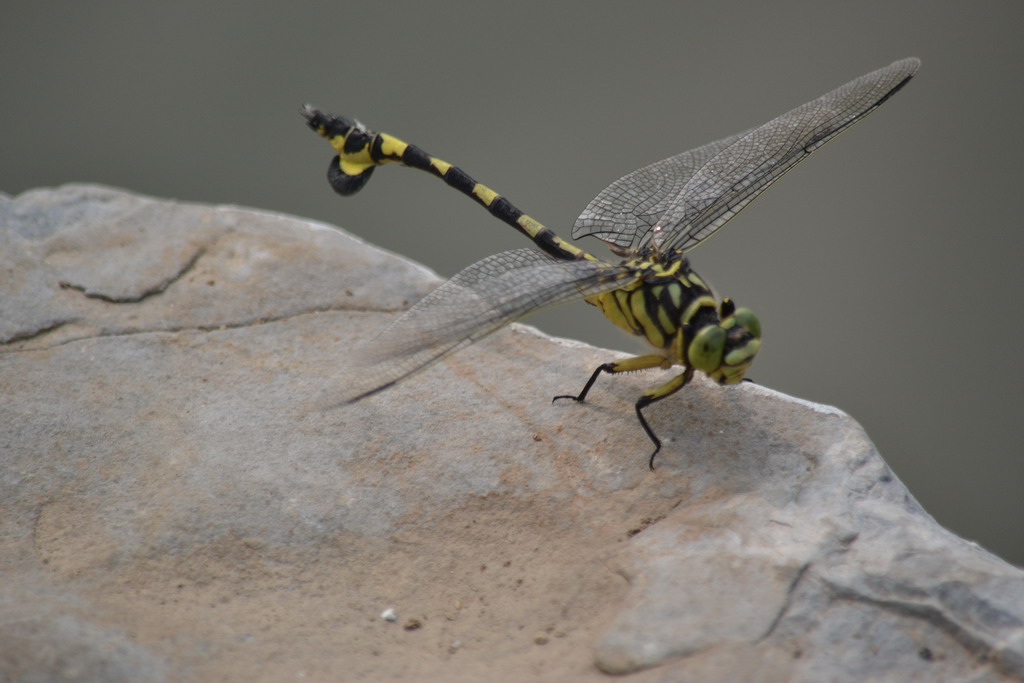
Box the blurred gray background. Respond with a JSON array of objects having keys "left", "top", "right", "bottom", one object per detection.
[{"left": 3, "top": 1, "right": 1021, "bottom": 565}]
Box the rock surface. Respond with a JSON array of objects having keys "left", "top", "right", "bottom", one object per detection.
[{"left": 2, "top": 185, "right": 1022, "bottom": 682}]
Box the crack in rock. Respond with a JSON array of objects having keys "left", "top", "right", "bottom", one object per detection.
[
  {"left": 0, "top": 305, "right": 355, "bottom": 352},
  {"left": 825, "top": 580, "right": 1024, "bottom": 678},
  {"left": 0, "top": 319, "right": 74, "bottom": 346},
  {"left": 759, "top": 561, "right": 813, "bottom": 641},
  {"left": 58, "top": 246, "right": 206, "bottom": 303}
]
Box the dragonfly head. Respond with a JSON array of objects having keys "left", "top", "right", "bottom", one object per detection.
[{"left": 687, "top": 299, "right": 762, "bottom": 384}]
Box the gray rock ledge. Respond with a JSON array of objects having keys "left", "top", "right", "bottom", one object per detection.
[{"left": 2, "top": 185, "right": 1022, "bottom": 682}]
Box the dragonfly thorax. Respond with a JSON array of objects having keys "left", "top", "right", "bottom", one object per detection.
[{"left": 587, "top": 257, "right": 761, "bottom": 384}]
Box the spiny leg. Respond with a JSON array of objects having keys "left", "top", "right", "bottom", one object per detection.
[
  {"left": 555, "top": 355, "right": 695, "bottom": 468},
  {"left": 552, "top": 354, "right": 668, "bottom": 403},
  {"left": 635, "top": 367, "right": 694, "bottom": 470}
]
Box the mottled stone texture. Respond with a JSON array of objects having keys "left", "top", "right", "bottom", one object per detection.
[{"left": 2, "top": 185, "right": 1021, "bottom": 682}]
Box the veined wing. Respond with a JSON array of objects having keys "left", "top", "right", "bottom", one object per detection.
[
  {"left": 573, "top": 58, "right": 920, "bottom": 255},
  {"left": 340, "top": 248, "right": 635, "bottom": 404},
  {"left": 572, "top": 131, "right": 744, "bottom": 252}
]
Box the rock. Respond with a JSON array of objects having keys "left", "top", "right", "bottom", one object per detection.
[{"left": 1, "top": 184, "right": 1022, "bottom": 682}]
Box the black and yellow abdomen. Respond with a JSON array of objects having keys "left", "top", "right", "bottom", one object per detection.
[{"left": 302, "top": 105, "right": 590, "bottom": 263}]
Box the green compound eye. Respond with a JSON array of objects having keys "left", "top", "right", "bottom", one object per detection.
[
  {"left": 688, "top": 326, "right": 726, "bottom": 372},
  {"left": 714, "top": 308, "right": 761, "bottom": 384},
  {"left": 732, "top": 308, "right": 761, "bottom": 338},
  {"left": 725, "top": 338, "right": 762, "bottom": 367},
  {"left": 722, "top": 307, "right": 762, "bottom": 339}
]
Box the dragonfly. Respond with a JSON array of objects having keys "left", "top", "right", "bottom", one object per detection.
[{"left": 303, "top": 57, "right": 919, "bottom": 469}]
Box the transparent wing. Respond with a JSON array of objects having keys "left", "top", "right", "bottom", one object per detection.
[
  {"left": 339, "top": 249, "right": 635, "bottom": 404},
  {"left": 573, "top": 58, "right": 920, "bottom": 255},
  {"left": 572, "top": 131, "right": 745, "bottom": 251}
]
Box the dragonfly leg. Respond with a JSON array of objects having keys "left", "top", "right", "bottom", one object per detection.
[
  {"left": 552, "top": 354, "right": 667, "bottom": 403},
  {"left": 635, "top": 367, "right": 694, "bottom": 470},
  {"left": 554, "top": 354, "right": 692, "bottom": 468}
]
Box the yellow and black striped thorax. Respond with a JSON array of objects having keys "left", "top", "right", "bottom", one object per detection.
[
  {"left": 588, "top": 254, "right": 717, "bottom": 352},
  {"left": 588, "top": 254, "right": 761, "bottom": 383}
]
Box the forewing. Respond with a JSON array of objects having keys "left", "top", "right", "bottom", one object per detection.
[
  {"left": 659, "top": 57, "right": 919, "bottom": 254},
  {"left": 572, "top": 131, "right": 744, "bottom": 251},
  {"left": 573, "top": 58, "right": 919, "bottom": 255},
  {"left": 339, "top": 249, "right": 634, "bottom": 404}
]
